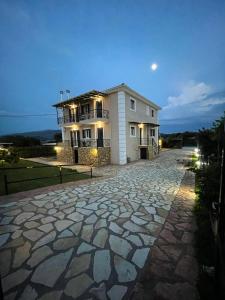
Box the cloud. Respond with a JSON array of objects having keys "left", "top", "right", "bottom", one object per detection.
[{"left": 161, "top": 81, "right": 225, "bottom": 127}]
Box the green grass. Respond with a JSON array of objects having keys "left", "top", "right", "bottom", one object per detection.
[{"left": 0, "top": 160, "right": 91, "bottom": 195}]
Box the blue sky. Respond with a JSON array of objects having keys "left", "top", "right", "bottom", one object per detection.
[{"left": 0, "top": 0, "right": 225, "bottom": 134}]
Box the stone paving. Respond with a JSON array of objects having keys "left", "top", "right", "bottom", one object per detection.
[
  {"left": 0, "top": 149, "right": 191, "bottom": 300},
  {"left": 132, "top": 170, "right": 199, "bottom": 300}
]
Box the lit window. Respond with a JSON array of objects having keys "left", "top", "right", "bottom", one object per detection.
[
  {"left": 130, "top": 98, "right": 136, "bottom": 111},
  {"left": 146, "top": 105, "right": 150, "bottom": 116},
  {"left": 130, "top": 126, "right": 136, "bottom": 137}
]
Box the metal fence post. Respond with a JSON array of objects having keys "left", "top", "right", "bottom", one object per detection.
[
  {"left": 59, "top": 166, "right": 62, "bottom": 184},
  {"left": 4, "top": 174, "right": 8, "bottom": 195}
]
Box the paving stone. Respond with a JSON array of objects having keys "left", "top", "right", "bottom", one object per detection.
[
  {"left": 67, "top": 211, "right": 84, "bottom": 222},
  {"left": 114, "top": 255, "right": 137, "bottom": 282},
  {"left": 81, "top": 224, "right": 93, "bottom": 242},
  {"left": 107, "top": 285, "right": 128, "bottom": 300},
  {"left": 39, "top": 223, "right": 54, "bottom": 233},
  {"left": 41, "top": 216, "right": 57, "bottom": 224},
  {"left": 76, "top": 208, "right": 93, "bottom": 216},
  {"left": 138, "top": 233, "right": 156, "bottom": 246},
  {"left": 0, "top": 216, "right": 14, "bottom": 225},
  {"left": 109, "top": 222, "right": 124, "bottom": 234},
  {"left": 58, "top": 229, "right": 73, "bottom": 238},
  {"left": 3, "top": 237, "right": 24, "bottom": 249},
  {"left": 24, "top": 221, "right": 39, "bottom": 229},
  {"left": 19, "top": 284, "right": 38, "bottom": 300},
  {"left": 123, "top": 221, "right": 146, "bottom": 233},
  {"left": 85, "top": 203, "right": 99, "bottom": 210},
  {"left": 32, "top": 231, "right": 56, "bottom": 250},
  {"left": 175, "top": 255, "right": 198, "bottom": 283},
  {"left": 27, "top": 245, "right": 53, "bottom": 267},
  {"left": 132, "top": 248, "right": 150, "bottom": 268},
  {"left": 77, "top": 242, "right": 96, "bottom": 254},
  {"left": 4, "top": 208, "right": 21, "bottom": 216},
  {"left": 30, "top": 214, "right": 44, "bottom": 221},
  {"left": 54, "top": 220, "right": 73, "bottom": 232},
  {"left": 93, "top": 228, "right": 108, "bottom": 248},
  {"left": 53, "top": 237, "right": 79, "bottom": 250},
  {"left": 0, "top": 233, "right": 10, "bottom": 247},
  {"left": 0, "top": 249, "right": 11, "bottom": 277},
  {"left": 160, "top": 229, "right": 178, "bottom": 243},
  {"left": 126, "top": 234, "right": 143, "bottom": 246},
  {"left": 38, "top": 290, "right": 63, "bottom": 300},
  {"left": 2, "top": 269, "right": 32, "bottom": 293},
  {"left": 11, "top": 230, "right": 23, "bottom": 239},
  {"left": 131, "top": 215, "right": 148, "bottom": 225},
  {"left": 65, "top": 253, "right": 91, "bottom": 278},
  {"left": 23, "top": 229, "right": 44, "bottom": 242},
  {"left": 90, "top": 282, "right": 107, "bottom": 300},
  {"left": 65, "top": 273, "right": 94, "bottom": 298},
  {"left": 0, "top": 225, "right": 20, "bottom": 234},
  {"left": 13, "top": 241, "right": 31, "bottom": 268},
  {"left": 154, "top": 215, "right": 166, "bottom": 224},
  {"left": 109, "top": 234, "right": 132, "bottom": 258},
  {"left": 144, "top": 206, "right": 156, "bottom": 214},
  {"left": 14, "top": 212, "right": 34, "bottom": 225},
  {"left": 154, "top": 282, "right": 198, "bottom": 300},
  {"left": 4, "top": 291, "right": 17, "bottom": 300},
  {"left": 70, "top": 222, "right": 82, "bottom": 235},
  {"left": 160, "top": 245, "right": 182, "bottom": 261},
  {"left": 95, "top": 218, "right": 107, "bottom": 229},
  {"left": 85, "top": 214, "right": 98, "bottom": 224},
  {"left": 31, "top": 249, "right": 73, "bottom": 287},
  {"left": 93, "top": 250, "right": 111, "bottom": 283}
]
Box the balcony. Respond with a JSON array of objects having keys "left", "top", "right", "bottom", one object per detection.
[
  {"left": 63, "top": 139, "right": 110, "bottom": 148},
  {"left": 58, "top": 109, "right": 109, "bottom": 125}
]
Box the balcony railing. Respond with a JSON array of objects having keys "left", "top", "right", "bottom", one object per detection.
[
  {"left": 63, "top": 139, "right": 110, "bottom": 148},
  {"left": 57, "top": 109, "right": 109, "bottom": 125},
  {"left": 138, "top": 138, "right": 153, "bottom": 146},
  {"left": 79, "top": 109, "right": 109, "bottom": 121}
]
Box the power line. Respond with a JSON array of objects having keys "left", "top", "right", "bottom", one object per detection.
[{"left": 0, "top": 113, "right": 56, "bottom": 118}]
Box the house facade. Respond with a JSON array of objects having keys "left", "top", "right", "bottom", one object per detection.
[{"left": 53, "top": 84, "right": 160, "bottom": 166}]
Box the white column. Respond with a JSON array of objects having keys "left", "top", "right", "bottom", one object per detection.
[{"left": 118, "top": 91, "right": 127, "bottom": 164}]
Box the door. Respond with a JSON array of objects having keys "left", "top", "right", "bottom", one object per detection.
[
  {"left": 97, "top": 128, "right": 103, "bottom": 147},
  {"left": 74, "top": 149, "right": 78, "bottom": 164},
  {"left": 140, "top": 147, "right": 147, "bottom": 159},
  {"left": 96, "top": 101, "right": 102, "bottom": 118},
  {"left": 139, "top": 128, "right": 142, "bottom": 145},
  {"left": 74, "top": 130, "right": 80, "bottom": 147}
]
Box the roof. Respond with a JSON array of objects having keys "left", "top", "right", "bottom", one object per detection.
[
  {"left": 53, "top": 83, "right": 161, "bottom": 110},
  {"left": 53, "top": 90, "right": 107, "bottom": 108}
]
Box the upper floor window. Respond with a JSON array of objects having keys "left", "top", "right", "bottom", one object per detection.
[
  {"left": 130, "top": 125, "right": 136, "bottom": 137},
  {"left": 82, "top": 129, "right": 91, "bottom": 139},
  {"left": 146, "top": 105, "right": 150, "bottom": 116},
  {"left": 130, "top": 98, "right": 136, "bottom": 111},
  {"left": 152, "top": 109, "right": 155, "bottom": 117}
]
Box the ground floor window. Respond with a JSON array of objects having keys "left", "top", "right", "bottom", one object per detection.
[
  {"left": 130, "top": 125, "right": 136, "bottom": 137},
  {"left": 82, "top": 129, "right": 91, "bottom": 139},
  {"left": 150, "top": 129, "right": 155, "bottom": 136}
]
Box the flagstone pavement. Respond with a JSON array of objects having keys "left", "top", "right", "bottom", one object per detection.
[{"left": 0, "top": 149, "right": 192, "bottom": 300}]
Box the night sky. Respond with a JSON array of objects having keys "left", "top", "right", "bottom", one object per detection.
[{"left": 0, "top": 0, "right": 225, "bottom": 135}]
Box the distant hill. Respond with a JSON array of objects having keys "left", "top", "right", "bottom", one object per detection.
[{"left": 0, "top": 129, "right": 61, "bottom": 141}]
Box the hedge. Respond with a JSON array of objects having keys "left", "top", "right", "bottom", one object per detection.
[{"left": 9, "top": 146, "right": 56, "bottom": 158}]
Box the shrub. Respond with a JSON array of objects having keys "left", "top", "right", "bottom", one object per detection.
[{"left": 9, "top": 146, "right": 56, "bottom": 158}]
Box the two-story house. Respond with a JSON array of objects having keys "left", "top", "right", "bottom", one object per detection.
[{"left": 53, "top": 83, "right": 160, "bottom": 166}]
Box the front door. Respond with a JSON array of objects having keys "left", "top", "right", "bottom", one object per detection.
[
  {"left": 140, "top": 147, "right": 147, "bottom": 159},
  {"left": 97, "top": 128, "right": 103, "bottom": 147},
  {"left": 74, "top": 130, "right": 80, "bottom": 147},
  {"left": 96, "top": 101, "right": 102, "bottom": 118}
]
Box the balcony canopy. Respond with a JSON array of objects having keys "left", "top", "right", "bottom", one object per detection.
[
  {"left": 129, "top": 121, "right": 160, "bottom": 127},
  {"left": 53, "top": 90, "right": 107, "bottom": 108}
]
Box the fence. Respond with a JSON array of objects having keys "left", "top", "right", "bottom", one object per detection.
[{"left": 1, "top": 164, "right": 92, "bottom": 195}]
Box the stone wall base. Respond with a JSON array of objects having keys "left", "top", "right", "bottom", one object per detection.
[{"left": 56, "top": 143, "right": 74, "bottom": 164}]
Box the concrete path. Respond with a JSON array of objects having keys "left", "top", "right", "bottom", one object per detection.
[{"left": 0, "top": 149, "right": 192, "bottom": 300}]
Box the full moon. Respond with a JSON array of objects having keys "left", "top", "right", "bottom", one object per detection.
[{"left": 151, "top": 63, "right": 158, "bottom": 71}]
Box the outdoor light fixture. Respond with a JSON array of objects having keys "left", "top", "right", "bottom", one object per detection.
[
  {"left": 97, "top": 122, "right": 103, "bottom": 128},
  {"left": 54, "top": 146, "right": 61, "bottom": 152},
  {"left": 72, "top": 125, "right": 78, "bottom": 131},
  {"left": 138, "top": 123, "right": 144, "bottom": 129}
]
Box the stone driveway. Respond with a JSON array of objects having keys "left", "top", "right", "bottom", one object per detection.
[{"left": 0, "top": 149, "right": 192, "bottom": 300}]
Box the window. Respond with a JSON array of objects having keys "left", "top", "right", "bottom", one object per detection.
[
  {"left": 130, "top": 125, "right": 136, "bottom": 137},
  {"left": 82, "top": 129, "right": 91, "bottom": 139},
  {"left": 150, "top": 129, "right": 155, "bottom": 136},
  {"left": 152, "top": 109, "right": 155, "bottom": 117},
  {"left": 130, "top": 98, "right": 136, "bottom": 111},
  {"left": 146, "top": 105, "right": 150, "bottom": 116}
]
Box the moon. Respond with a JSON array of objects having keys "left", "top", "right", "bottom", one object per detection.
[{"left": 151, "top": 63, "right": 158, "bottom": 71}]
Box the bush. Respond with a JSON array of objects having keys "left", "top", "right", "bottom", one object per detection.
[{"left": 9, "top": 146, "right": 56, "bottom": 158}]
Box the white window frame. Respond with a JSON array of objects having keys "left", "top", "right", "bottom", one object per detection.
[
  {"left": 150, "top": 129, "right": 155, "bottom": 137},
  {"left": 82, "top": 128, "right": 91, "bottom": 139},
  {"left": 130, "top": 98, "right": 136, "bottom": 111},
  {"left": 130, "top": 125, "right": 136, "bottom": 137},
  {"left": 146, "top": 105, "right": 150, "bottom": 116}
]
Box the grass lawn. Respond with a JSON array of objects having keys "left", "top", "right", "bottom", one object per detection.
[{"left": 0, "top": 160, "right": 91, "bottom": 195}]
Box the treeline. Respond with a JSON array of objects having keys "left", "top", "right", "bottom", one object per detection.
[{"left": 161, "top": 131, "right": 198, "bottom": 148}]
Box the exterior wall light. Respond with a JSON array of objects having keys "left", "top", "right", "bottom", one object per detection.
[
  {"left": 91, "top": 148, "right": 98, "bottom": 157},
  {"left": 72, "top": 125, "right": 78, "bottom": 131},
  {"left": 54, "top": 146, "right": 61, "bottom": 152},
  {"left": 138, "top": 123, "right": 144, "bottom": 129}
]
